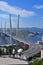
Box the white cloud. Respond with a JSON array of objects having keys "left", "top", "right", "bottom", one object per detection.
[
  {"left": 0, "top": 14, "right": 17, "bottom": 20},
  {"left": 0, "top": 1, "right": 35, "bottom": 17},
  {"left": 34, "top": 5, "right": 43, "bottom": 9},
  {"left": 0, "top": 14, "right": 9, "bottom": 18}
]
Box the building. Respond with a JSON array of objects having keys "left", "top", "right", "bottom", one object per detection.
[{"left": 41, "top": 48, "right": 43, "bottom": 59}]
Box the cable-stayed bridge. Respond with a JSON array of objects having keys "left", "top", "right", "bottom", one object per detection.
[{"left": 0, "top": 14, "right": 41, "bottom": 59}]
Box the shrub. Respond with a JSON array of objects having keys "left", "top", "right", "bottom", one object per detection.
[{"left": 30, "top": 60, "right": 43, "bottom": 65}]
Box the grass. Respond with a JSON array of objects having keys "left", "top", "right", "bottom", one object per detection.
[{"left": 29, "top": 60, "right": 43, "bottom": 65}]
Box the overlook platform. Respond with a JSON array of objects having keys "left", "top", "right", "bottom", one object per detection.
[{"left": 0, "top": 55, "right": 28, "bottom": 65}]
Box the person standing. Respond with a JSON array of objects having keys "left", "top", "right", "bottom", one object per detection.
[
  {"left": 0, "top": 48, "right": 2, "bottom": 56},
  {"left": 9, "top": 48, "right": 12, "bottom": 57},
  {"left": 17, "top": 48, "right": 23, "bottom": 58},
  {"left": 12, "top": 48, "right": 15, "bottom": 58}
]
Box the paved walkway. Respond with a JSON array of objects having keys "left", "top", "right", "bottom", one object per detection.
[{"left": 0, "top": 55, "right": 28, "bottom": 65}]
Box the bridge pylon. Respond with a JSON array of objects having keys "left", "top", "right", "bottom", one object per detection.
[
  {"left": 4, "top": 21, "right": 6, "bottom": 33},
  {"left": 16, "top": 15, "right": 20, "bottom": 37},
  {"left": 1, "top": 21, "right": 3, "bottom": 37},
  {"left": 9, "top": 14, "right": 12, "bottom": 45}
]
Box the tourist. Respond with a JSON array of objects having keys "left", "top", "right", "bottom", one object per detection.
[
  {"left": 9, "top": 48, "right": 12, "bottom": 57},
  {"left": 0, "top": 47, "right": 2, "bottom": 56},
  {"left": 12, "top": 48, "right": 16, "bottom": 58},
  {"left": 3, "top": 48, "right": 6, "bottom": 55},
  {"left": 17, "top": 48, "right": 23, "bottom": 58}
]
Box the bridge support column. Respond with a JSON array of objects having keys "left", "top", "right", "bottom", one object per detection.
[
  {"left": 1, "top": 21, "right": 3, "bottom": 37},
  {"left": 16, "top": 15, "right": 20, "bottom": 37},
  {"left": 9, "top": 14, "right": 12, "bottom": 44}
]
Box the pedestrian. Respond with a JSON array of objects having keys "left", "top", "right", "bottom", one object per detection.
[
  {"left": 3, "top": 48, "right": 6, "bottom": 55},
  {"left": 17, "top": 48, "right": 23, "bottom": 58},
  {"left": 9, "top": 48, "right": 12, "bottom": 57},
  {"left": 0, "top": 47, "right": 2, "bottom": 56},
  {"left": 12, "top": 48, "right": 16, "bottom": 58}
]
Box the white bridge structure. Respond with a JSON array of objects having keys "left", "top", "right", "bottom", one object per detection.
[{"left": 0, "top": 14, "right": 41, "bottom": 59}]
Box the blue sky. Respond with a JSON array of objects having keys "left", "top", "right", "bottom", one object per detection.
[{"left": 0, "top": 0, "right": 43, "bottom": 28}]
